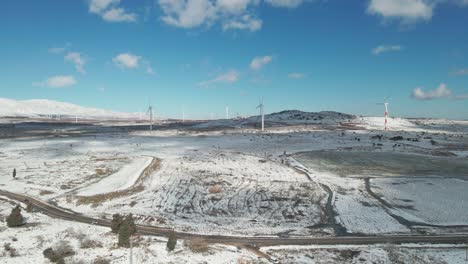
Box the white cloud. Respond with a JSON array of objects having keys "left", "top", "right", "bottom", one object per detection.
[
  {"left": 452, "top": 68, "right": 468, "bottom": 76},
  {"left": 159, "top": 0, "right": 216, "bottom": 28},
  {"left": 367, "top": 0, "right": 433, "bottom": 23},
  {"left": 372, "top": 45, "right": 402, "bottom": 55},
  {"left": 411, "top": 83, "right": 452, "bottom": 100},
  {"left": 88, "top": 0, "right": 137, "bottom": 23},
  {"left": 64, "top": 52, "right": 86, "bottom": 74},
  {"left": 113, "top": 53, "right": 141, "bottom": 69},
  {"left": 222, "top": 14, "right": 262, "bottom": 32},
  {"left": 102, "top": 8, "right": 137, "bottom": 22},
  {"left": 199, "top": 70, "right": 239, "bottom": 86},
  {"left": 158, "top": 0, "right": 263, "bottom": 31},
  {"left": 34, "top": 75, "right": 77, "bottom": 88},
  {"left": 217, "top": 0, "right": 255, "bottom": 14},
  {"left": 250, "top": 55, "right": 272, "bottom": 70},
  {"left": 288, "top": 72, "right": 305, "bottom": 79},
  {"left": 89, "top": 0, "right": 120, "bottom": 13},
  {"left": 265, "top": 0, "right": 304, "bottom": 8}
]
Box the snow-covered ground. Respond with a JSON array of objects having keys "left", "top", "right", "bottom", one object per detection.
[
  {"left": 371, "top": 177, "right": 468, "bottom": 226},
  {"left": 1, "top": 111, "right": 468, "bottom": 262},
  {"left": 0, "top": 98, "right": 139, "bottom": 119},
  {"left": 2, "top": 199, "right": 465, "bottom": 264},
  {"left": 78, "top": 156, "right": 153, "bottom": 196},
  {"left": 0, "top": 199, "right": 261, "bottom": 264},
  {"left": 263, "top": 244, "right": 468, "bottom": 264},
  {"left": 1, "top": 116, "right": 467, "bottom": 236}
]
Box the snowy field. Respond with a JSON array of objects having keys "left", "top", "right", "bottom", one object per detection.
[
  {"left": 0, "top": 111, "right": 468, "bottom": 262},
  {"left": 371, "top": 177, "right": 468, "bottom": 226},
  {"left": 2, "top": 199, "right": 465, "bottom": 264},
  {"left": 0, "top": 199, "right": 262, "bottom": 264},
  {"left": 263, "top": 244, "right": 468, "bottom": 264}
]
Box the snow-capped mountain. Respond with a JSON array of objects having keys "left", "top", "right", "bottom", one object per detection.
[{"left": 0, "top": 98, "right": 138, "bottom": 119}]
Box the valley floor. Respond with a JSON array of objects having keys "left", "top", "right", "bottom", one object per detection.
[{"left": 1, "top": 116, "right": 467, "bottom": 263}]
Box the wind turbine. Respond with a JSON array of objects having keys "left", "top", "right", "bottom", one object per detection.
[
  {"left": 182, "top": 105, "right": 185, "bottom": 123},
  {"left": 256, "top": 98, "right": 264, "bottom": 132},
  {"left": 377, "top": 97, "right": 390, "bottom": 131},
  {"left": 225, "top": 106, "right": 229, "bottom": 119},
  {"left": 147, "top": 103, "right": 153, "bottom": 131}
]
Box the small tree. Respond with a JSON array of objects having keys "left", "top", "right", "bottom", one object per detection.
[
  {"left": 7, "top": 205, "right": 24, "bottom": 227},
  {"left": 166, "top": 231, "right": 177, "bottom": 252},
  {"left": 111, "top": 214, "right": 123, "bottom": 234},
  {"left": 124, "top": 214, "right": 136, "bottom": 236},
  {"left": 12, "top": 168, "right": 16, "bottom": 179},
  {"left": 118, "top": 221, "right": 131, "bottom": 248}
]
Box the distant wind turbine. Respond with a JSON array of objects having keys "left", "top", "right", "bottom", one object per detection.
[
  {"left": 257, "top": 98, "right": 264, "bottom": 132},
  {"left": 225, "top": 106, "right": 229, "bottom": 119},
  {"left": 377, "top": 96, "right": 390, "bottom": 131},
  {"left": 182, "top": 105, "right": 185, "bottom": 123},
  {"left": 147, "top": 103, "right": 153, "bottom": 131}
]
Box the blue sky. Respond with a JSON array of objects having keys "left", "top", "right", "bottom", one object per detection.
[{"left": 1, "top": 0, "right": 468, "bottom": 119}]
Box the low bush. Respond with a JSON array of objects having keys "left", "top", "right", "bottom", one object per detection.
[
  {"left": 43, "top": 240, "right": 75, "bottom": 264},
  {"left": 80, "top": 238, "right": 103, "bottom": 249},
  {"left": 186, "top": 238, "right": 209, "bottom": 253},
  {"left": 6, "top": 205, "right": 24, "bottom": 227},
  {"left": 93, "top": 257, "right": 111, "bottom": 264},
  {"left": 208, "top": 185, "right": 222, "bottom": 194},
  {"left": 4, "top": 243, "right": 18, "bottom": 257}
]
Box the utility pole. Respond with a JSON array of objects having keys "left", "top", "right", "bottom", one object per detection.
[{"left": 129, "top": 238, "right": 133, "bottom": 264}]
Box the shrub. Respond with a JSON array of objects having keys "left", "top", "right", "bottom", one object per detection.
[
  {"left": 80, "top": 238, "right": 102, "bottom": 249},
  {"left": 166, "top": 231, "right": 177, "bottom": 252},
  {"left": 186, "top": 238, "right": 209, "bottom": 253},
  {"left": 118, "top": 221, "right": 131, "bottom": 248},
  {"left": 43, "top": 241, "right": 75, "bottom": 264},
  {"left": 208, "top": 185, "right": 222, "bottom": 194},
  {"left": 43, "top": 248, "right": 63, "bottom": 264},
  {"left": 93, "top": 257, "right": 111, "bottom": 264},
  {"left": 54, "top": 240, "right": 75, "bottom": 258},
  {"left": 4, "top": 243, "right": 18, "bottom": 257},
  {"left": 111, "top": 214, "right": 123, "bottom": 234},
  {"left": 124, "top": 214, "right": 136, "bottom": 236},
  {"left": 6, "top": 205, "right": 24, "bottom": 227}
]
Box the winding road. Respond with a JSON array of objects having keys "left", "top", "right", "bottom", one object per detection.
[{"left": 1, "top": 189, "right": 467, "bottom": 247}]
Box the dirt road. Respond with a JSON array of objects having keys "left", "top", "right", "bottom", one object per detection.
[{"left": 1, "top": 189, "right": 467, "bottom": 247}]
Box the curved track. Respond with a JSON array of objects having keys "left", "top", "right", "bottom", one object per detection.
[{"left": 1, "top": 189, "right": 467, "bottom": 247}]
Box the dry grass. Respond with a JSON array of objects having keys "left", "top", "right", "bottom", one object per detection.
[
  {"left": 186, "top": 238, "right": 209, "bottom": 253},
  {"left": 208, "top": 185, "right": 222, "bottom": 194},
  {"left": 39, "top": 190, "right": 54, "bottom": 196},
  {"left": 236, "top": 259, "right": 257, "bottom": 264},
  {"left": 95, "top": 168, "right": 112, "bottom": 177},
  {"left": 76, "top": 157, "right": 161, "bottom": 206}
]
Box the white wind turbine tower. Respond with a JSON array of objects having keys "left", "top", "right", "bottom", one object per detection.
[
  {"left": 147, "top": 103, "right": 153, "bottom": 131},
  {"left": 377, "top": 97, "right": 390, "bottom": 131},
  {"left": 225, "top": 106, "right": 229, "bottom": 119},
  {"left": 181, "top": 105, "right": 185, "bottom": 123},
  {"left": 256, "top": 97, "right": 264, "bottom": 132}
]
